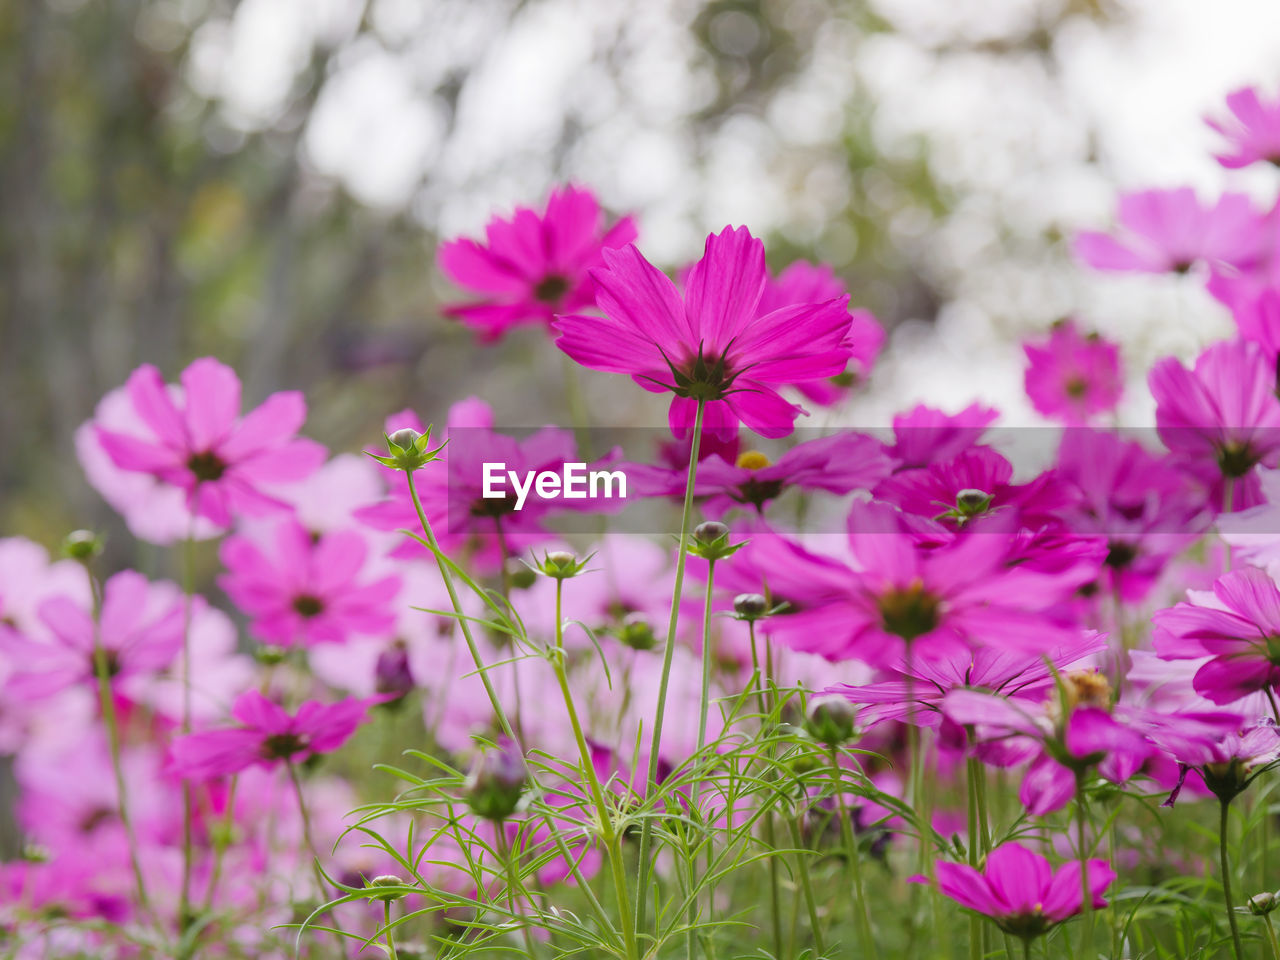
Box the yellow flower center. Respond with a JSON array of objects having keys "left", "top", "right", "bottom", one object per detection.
[{"left": 736, "top": 450, "right": 771, "bottom": 471}]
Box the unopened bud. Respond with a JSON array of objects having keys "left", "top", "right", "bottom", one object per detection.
[
  {"left": 506, "top": 558, "right": 537, "bottom": 590},
  {"left": 804, "top": 696, "right": 857, "bottom": 745},
  {"left": 375, "top": 641, "right": 415, "bottom": 702},
  {"left": 733, "top": 593, "right": 768, "bottom": 619},
  {"left": 464, "top": 737, "right": 527, "bottom": 821},
  {"left": 367, "top": 874, "right": 409, "bottom": 902},
  {"left": 254, "top": 645, "right": 288, "bottom": 667},
  {"left": 1250, "top": 891, "right": 1279, "bottom": 915},
  {"left": 388, "top": 428, "right": 421, "bottom": 450},
  {"left": 618, "top": 613, "right": 657, "bottom": 651},
  {"left": 693, "top": 521, "right": 729, "bottom": 544},
  {"left": 62, "top": 529, "right": 103, "bottom": 562}
]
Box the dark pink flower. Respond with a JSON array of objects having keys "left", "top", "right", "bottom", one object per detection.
[
  {"left": 554, "top": 226, "right": 855, "bottom": 438},
  {"left": 2, "top": 571, "right": 184, "bottom": 700},
  {"left": 627, "top": 431, "right": 891, "bottom": 516},
  {"left": 1150, "top": 338, "right": 1280, "bottom": 510},
  {"left": 1054, "top": 429, "right": 1210, "bottom": 601},
  {"left": 730, "top": 503, "right": 1085, "bottom": 667},
  {"left": 1074, "top": 188, "right": 1265, "bottom": 275},
  {"left": 927, "top": 842, "right": 1114, "bottom": 939},
  {"left": 93, "top": 358, "right": 327, "bottom": 528},
  {"left": 756, "top": 260, "right": 884, "bottom": 405},
  {"left": 1153, "top": 567, "right": 1280, "bottom": 705},
  {"left": 218, "top": 517, "right": 400, "bottom": 647},
  {"left": 882, "top": 403, "right": 998, "bottom": 472},
  {"left": 1155, "top": 718, "right": 1280, "bottom": 805},
  {"left": 1022, "top": 320, "right": 1123, "bottom": 425},
  {"left": 1207, "top": 87, "right": 1280, "bottom": 169},
  {"left": 356, "top": 399, "right": 616, "bottom": 570},
  {"left": 169, "top": 691, "right": 375, "bottom": 779},
  {"left": 438, "top": 184, "right": 637, "bottom": 342}
]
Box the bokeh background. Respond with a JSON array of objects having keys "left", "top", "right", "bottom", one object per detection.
[{"left": 7, "top": 0, "right": 1280, "bottom": 550}]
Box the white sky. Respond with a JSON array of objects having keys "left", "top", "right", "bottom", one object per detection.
[{"left": 182, "top": 0, "right": 1280, "bottom": 431}]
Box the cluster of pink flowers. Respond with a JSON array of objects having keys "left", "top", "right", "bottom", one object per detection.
[{"left": 11, "top": 82, "right": 1280, "bottom": 958}]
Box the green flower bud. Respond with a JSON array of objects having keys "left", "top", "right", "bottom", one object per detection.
[
  {"left": 688, "top": 521, "right": 744, "bottom": 561},
  {"left": 617, "top": 613, "right": 657, "bottom": 651},
  {"left": 464, "top": 737, "right": 527, "bottom": 821},
  {"left": 367, "top": 874, "right": 409, "bottom": 902},
  {"left": 62, "top": 529, "right": 103, "bottom": 563},
  {"left": 530, "top": 549, "right": 593, "bottom": 580},
  {"left": 369, "top": 425, "right": 447, "bottom": 473},
  {"left": 1250, "top": 891, "right": 1279, "bottom": 915},
  {"left": 804, "top": 695, "right": 857, "bottom": 745}
]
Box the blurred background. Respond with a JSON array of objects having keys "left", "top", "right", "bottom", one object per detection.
[{"left": 6, "top": 0, "right": 1280, "bottom": 546}]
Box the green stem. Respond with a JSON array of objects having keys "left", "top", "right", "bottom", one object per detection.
[
  {"left": 495, "top": 825, "right": 537, "bottom": 959},
  {"left": 1220, "top": 796, "right": 1245, "bottom": 960},
  {"left": 1076, "top": 783, "right": 1094, "bottom": 957},
  {"left": 84, "top": 568, "right": 152, "bottom": 919},
  {"left": 383, "top": 900, "right": 399, "bottom": 960},
  {"left": 551, "top": 580, "right": 637, "bottom": 960},
  {"left": 288, "top": 762, "right": 334, "bottom": 901},
  {"left": 405, "top": 468, "right": 515, "bottom": 741},
  {"left": 786, "top": 817, "right": 825, "bottom": 956},
  {"left": 751, "top": 619, "right": 783, "bottom": 959},
  {"left": 696, "top": 558, "right": 717, "bottom": 756},
  {"left": 1265, "top": 912, "right": 1280, "bottom": 960},
  {"left": 636, "top": 399, "right": 707, "bottom": 935},
  {"left": 832, "top": 745, "right": 873, "bottom": 954},
  {"left": 177, "top": 527, "right": 195, "bottom": 946}
]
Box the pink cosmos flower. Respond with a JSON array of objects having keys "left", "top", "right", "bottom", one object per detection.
[
  {"left": 2, "top": 571, "right": 184, "bottom": 700},
  {"left": 944, "top": 680, "right": 1238, "bottom": 815},
  {"left": 1154, "top": 718, "right": 1280, "bottom": 805},
  {"left": 93, "top": 357, "right": 327, "bottom": 528},
  {"left": 438, "top": 184, "right": 637, "bottom": 341},
  {"left": 1150, "top": 338, "right": 1280, "bottom": 510},
  {"left": 926, "top": 842, "right": 1114, "bottom": 939},
  {"left": 828, "top": 632, "right": 1106, "bottom": 733},
  {"left": 882, "top": 403, "right": 998, "bottom": 471},
  {"left": 1054, "top": 429, "right": 1209, "bottom": 601},
  {"left": 874, "top": 445, "right": 1078, "bottom": 544},
  {"left": 356, "top": 399, "right": 616, "bottom": 569},
  {"left": 218, "top": 517, "right": 400, "bottom": 647},
  {"left": 627, "top": 431, "right": 891, "bottom": 516},
  {"left": 756, "top": 260, "right": 884, "bottom": 405},
  {"left": 169, "top": 691, "right": 375, "bottom": 779},
  {"left": 1153, "top": 567, "right": 1280, "bottom": 705},
  {"left": 554, "top": 226, "right": 855, "bottom": 438},
  {"left": 1207, "top": 87, "right": 1280, "bottom": 169},
  {"left": 731, "top": 503, "right": 1086, "bottom": 667},
  {"left": 1022, "top": 320, "right": 1123, "bottom": 425},
  {"left": 1074, "top": 188, "right": 1264, "bottom": 275}
]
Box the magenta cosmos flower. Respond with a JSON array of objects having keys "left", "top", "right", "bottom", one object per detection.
[
  {"left": 219, "top": 517, "right": 400, "bottom": 647},
  {"left": 554, "top": 226, "right": 855, "bottom": 438},
  {"left": 169, "top": 691, "right": 375, "bottom": 779},
  {"left": 438, "top": 184, "right": 637, "bottom": 342},
  {"left": 1074, "top": 188, "right": 1264, "bottom": 275},
  {"left": 1153, "top": 567, "right": 1280, "bottom": 705},
  {"left": 925, "top": 842, "right": 1114, "bottom": 940},
  {"left": 1207, "top": 87, "right": 1280, "bottom": 169},
  {"left": 733, "top": 502, "right": 1085, "bottom": 667},
  {"left": 356, "top": 398, "right": 616, "bottom": 570},
  {"left": 2, "top": 571, "right": 184, "bottom": 700},
  {"left": 94, "top": 357, "right": 327, "bottom": 528},
  {"left": 1022, "top": 320, "right": 1123, "bottom": 425},
  {"left": 627, "top": 431, "right": 891, "bottom": 516},
  {"left": 882, "top": 402, "right": 998, "bottom": 472},
  {"left": 1054, "top": 429, "right": 1209, "bottom": 602},
  {"left": 756, "top": 260, "right": 884, "bottom": 405},
  {"left": 1150, "top": 338, "right": 1280, "bottom": 510}
]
